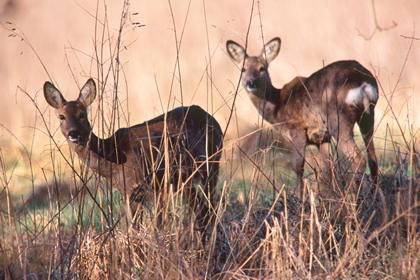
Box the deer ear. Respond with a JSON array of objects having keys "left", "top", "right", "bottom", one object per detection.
[
  {"left": 78, "top": 78, "right": 97, "bottom": 107},
  {"left": 262, "top": 37, "right": 281, "bottom": 63},
  {"left": 226, "top": 40, "right": 247, "bottom": 64},
  {"left": 44, "top": 82, "right": 66, "bottom": 109}
]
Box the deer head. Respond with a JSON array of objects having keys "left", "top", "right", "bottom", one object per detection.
[
  {"left": 44, "top": 79, "right": 96, "bottom": 146},
  {"left": 226, "top": 37, "right": 281, "bottom": 96}
]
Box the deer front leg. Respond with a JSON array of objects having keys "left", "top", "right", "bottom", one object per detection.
[{"left": 290, "top": 133, "right": 307, "bottom": 198}]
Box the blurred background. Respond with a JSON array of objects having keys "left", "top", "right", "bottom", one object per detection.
[{"left": 0, "top": 0, "right": 418, "bottom": 196}]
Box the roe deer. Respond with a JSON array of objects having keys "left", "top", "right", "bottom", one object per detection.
[
  {"left": 227, "top": 37, "right": 378, "bottom": 196},
  {"left": 44, "top": 78, "right": 223, "bottom": 230}
]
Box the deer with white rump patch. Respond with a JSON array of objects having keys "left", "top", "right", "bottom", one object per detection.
[
  {"left": 44, "top": 78, "right": 223, "bottom": 231},
  {"left": 226, "top": 37, "right": 378, "bottom": 196}
]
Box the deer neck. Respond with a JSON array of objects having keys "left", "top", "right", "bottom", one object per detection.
[
  {"left": 69, "top": 131, "right": 127, "bottom": 178},
  {"left": 247, "top": 83, "right": 280, "bottom": 125}
]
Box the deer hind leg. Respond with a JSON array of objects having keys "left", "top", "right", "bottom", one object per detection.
[
  {"left": 129, "top": 185, "right": 147, "bottom": 219},
  {"left": 174, "top": 154, "right": 208, "bottom": 230},
  {"left": 358, "top": 108, "right": 378, "bottom": 185},
  {"left": 190, "top": 155, "right": 218, "bottom": 230},
  {"left": 307, "top": 120, "right": 333, "bottom": 193},
  {"left": 182, "top": 182, "right": 211, "bottom": 246},
  {"left": 318, "top": 142, "right": 335, "bottom": 194},
  {"left": 199, "top": 160, "right": 219, "bottom": 227},
  {"left": 336, "top": 127, "right": 367, "bottom": 190}
]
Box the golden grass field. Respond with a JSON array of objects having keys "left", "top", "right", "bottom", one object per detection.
[
  {"left": 0, "top": 0, "right": 419, "bottom": 278},
  {"left": 0, "top": 0, "right": 418, "bottom": 195}
]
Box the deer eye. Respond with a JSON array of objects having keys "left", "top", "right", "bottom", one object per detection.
[
  {"left": 259, "top": 67, "right": 266, "bottom": 72},
  {"left": 80, "top": 113, "right": 86, "bottom": 119},
  {"left": 59, "top": 115, "right": 66, "bottom": 120}
]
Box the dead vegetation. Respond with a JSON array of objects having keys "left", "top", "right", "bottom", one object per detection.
[{"left": 1, "top": 0, "right": 419, "bottom": 279}]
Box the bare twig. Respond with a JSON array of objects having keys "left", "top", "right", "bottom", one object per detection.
[{"left": 356, "top": 0, "right": 397, "bottom": 40}]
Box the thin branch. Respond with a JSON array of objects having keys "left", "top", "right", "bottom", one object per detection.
[
  {"left": 400, "top": 35, "right": 420, "bottom": 41},
  {"left": 356, "top": 0, "right": 397, "bottom": 40}
]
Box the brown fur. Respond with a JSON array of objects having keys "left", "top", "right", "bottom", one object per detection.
[
  {"left": 227, "top": 37, "right": 378, "bottom": 195},
  {"left": 44, "top": 78, "right": 223, "bottom": 229}
]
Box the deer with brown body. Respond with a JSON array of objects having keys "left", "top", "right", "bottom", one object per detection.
[
  {"left": 227, "top": 37, "right": 378, "bottom": 196},
  {"left": 44, "top": 78, "right": 223, "bottom": 230}
]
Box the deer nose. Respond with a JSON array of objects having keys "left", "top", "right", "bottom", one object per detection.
[{"left": 68, "top": 130, "right": 81, "bottom": 142}]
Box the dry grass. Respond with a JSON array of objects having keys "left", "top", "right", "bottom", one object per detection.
[{"left": 1, "top": 0, "right": 420, "bottom": 279}]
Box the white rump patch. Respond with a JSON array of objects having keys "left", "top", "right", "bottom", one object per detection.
[{"left": 345, "top": 82, "right": 378, "bottom": 114}]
